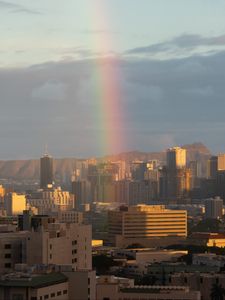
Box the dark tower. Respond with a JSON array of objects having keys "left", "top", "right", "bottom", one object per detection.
[{"left": 40, "top": 154, "right": 53, "bottom": 189}]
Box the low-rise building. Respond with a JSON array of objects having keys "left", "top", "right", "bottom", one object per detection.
[
  {"left": 170, "top": 272, "right": 225, "bottom": 300},
  {"left": 108, "top": 205, "right": 187, "bottom": 247},
  {"left": 96, "top": 275, "right": 200, "bottom": 300},
  {"left": 193, "top": 253, "right": 225, "bottom": 268},
  {"left": 0, "top": 272, "right": 69, "bottom": 300}
]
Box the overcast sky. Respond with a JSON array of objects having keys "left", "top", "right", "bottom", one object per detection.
[{"left": 0, "top": 0, "right": 225, "bottom": 159}]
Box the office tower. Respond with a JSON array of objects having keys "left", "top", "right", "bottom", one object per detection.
[
  {"left": 218, "top": 154, "right": 225, "bottom": 171},
  {"left": 131, "top": 161, "right": 147, "bottom": 181},
  {"left": 40, "top": 153, "right": 54, "bottom": 189},
  {"left": 0, "top": 185, "right": 5, "bottom": 210},
  {"left": 108, "top": 205, "right": 187, "bottom": 246},
  {"left": 4, "top": 192, "right": 26, "bottom": 216},
  {"left": 207, "top": 156, "right": 218, "bottom": 179},
  {"left": 205, "top": 197, "right": 223, "bottom": 219},
  {"left": 167, "top": 147, "right": 186, "bottom": 170},
  {"left": 72, "top": 180, "right": 91, "bottom": 211},
  {"left": 189, "top": 160, "right": 201, "bottom": 189},
  {"left": 114, "top": 180, "right": 130, "bottom": 205},
  {"left": 160, "top": 147, "right": 190, "bottom": 202},
  {"left": 160, "top": 166, "right": 191, "bottom": 202}
]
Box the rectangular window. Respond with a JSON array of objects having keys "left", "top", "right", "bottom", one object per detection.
[
  {"left": 57, "top": 291, "right": 62, "bottom": 296},
  {"left": 44, "top": 295, "right": 49, "bottom": 300},
  {"left": 4, "top": 263, "right": 11, "bottom": 268},
  {"left": 50, "top": 293, "right": 55, "bottom": 298},
  {"left": 4, "top": 244, "right": 11, "bottom": 249},
  {"left": 63, "top": 290, "right": 67, "bottom": 295},
  {"left": 5, "top": 253, "right": 11, "bottom": 258}
]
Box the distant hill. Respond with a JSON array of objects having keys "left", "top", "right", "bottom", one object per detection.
[{"left": 0, "top": 143, "right": 211, "bottom": 181}]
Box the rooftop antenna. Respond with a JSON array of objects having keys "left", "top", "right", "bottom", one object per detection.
[{"left": 44, "top": 143, "right": 49, "bottom": 156}]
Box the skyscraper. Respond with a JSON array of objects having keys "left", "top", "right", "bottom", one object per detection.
[
  {"left": 205, "top": 197, "right": 223, "bottom": 219},
  {"left": 40, "top": 154, "right": 53, "bottom": 189},
  {"left": 167, "top": 147, "right": 186, "bottom": 170}
]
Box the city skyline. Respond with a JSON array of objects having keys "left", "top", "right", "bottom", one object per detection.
[{"left": 0, "top": 1, "right": 225, "bottom": 159}]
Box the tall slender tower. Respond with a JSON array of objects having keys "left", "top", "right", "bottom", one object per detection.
[
  {"left": 40, "top": 153, "right": 53, "bottom": 189},
  {"left": 167, "top": 147, "right": 186, "bottom": 170}
]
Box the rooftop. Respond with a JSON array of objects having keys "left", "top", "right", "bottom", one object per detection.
[{"left": 0, "top": 272, "right": 68, "bottom": 288}]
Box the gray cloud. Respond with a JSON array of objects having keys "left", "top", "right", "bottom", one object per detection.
[
  {"left": 126, "top": 33, "right": 225, "bottom": 56},
  {"left": 0, "top": 50, "right": 225, "bottom": 158},
  {"left": 0, "top": 1, "right": 41, "bottom": 14}
]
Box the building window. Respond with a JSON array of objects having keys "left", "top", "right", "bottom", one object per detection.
[
  {"left": 50, "top": 293, "right": 55, "bottom": 298},
  {"left": 5, "top": 253, "right": 11, "bottom": 259},
  {"left": 4, "top": 263, "right": 11, "bottom": 268},
  {"left": 50, "top": 244, "right": 52, "bottom": 250},
  {"left": 50, "top": 254, "right": 52, "bottom": 259},
  {"left": 4, "top": 244, "right": 11, "bottom": 249},
  {"left": 63, "top": 290, "right": 67, "bottom": 295},
  {"left": 57, "top": 291, "right": 62, "bottom": 296},
  {"left": 31, "top": 297, "right": 37, "bottom": 300},
  {"left": 44, "top": 295, "right": 49, "bottom": 300}
]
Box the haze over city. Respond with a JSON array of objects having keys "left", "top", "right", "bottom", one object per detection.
[{"left": 1, "top": 0, "right": 225, "bottom": 159}]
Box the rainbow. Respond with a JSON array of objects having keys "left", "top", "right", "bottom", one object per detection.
[{"left": 88, "top": 2, "right": 125, "bottom": 157}]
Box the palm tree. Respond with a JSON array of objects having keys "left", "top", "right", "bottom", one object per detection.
[{"left": 210, "top": 283, "right": 225, "bottom": 300}]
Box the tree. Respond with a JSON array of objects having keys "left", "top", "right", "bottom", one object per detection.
[{"left": 210, "top": 283, "right": 225, "bottom": 300}]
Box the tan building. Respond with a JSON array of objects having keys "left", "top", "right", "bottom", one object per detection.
[
  {"left": 96, "top": 276, "right": 200, "bottom": 300},
  {"left": 26, "top": 222, "right": 92, "bottom": 270},
  {"left": 4, "top": 193, "right": 26, "bottom": 216},
  {"left": 108, "top": 205, "right": 187, "bottom": 246}
]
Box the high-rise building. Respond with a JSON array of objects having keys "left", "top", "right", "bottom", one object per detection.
[
  {"left": 40, "top": 154, "right": 53, "bottom": 189},
  {"left": 167, "top": 147, "right": 186, "bottom": 170},
  {"left": 205, "top": 197, "right": 223, "bottom": 219},
  {"left": 189, "top": 160, "right": 201, "bottom": 189},
  {"left": 4, "top": 192, "right": 26, "bottom": 216},
  {"left": 159, "top": 166, "right": 191, "bottom": 202},
  {"left": 207, "top": 156, "right": 218, "bottom": 179},
  {"left": 72, "top": 180, "right": 91, "bottom": 211},
  {"left": 218, "top": 154, "right": 225, "bottom": 171}
]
